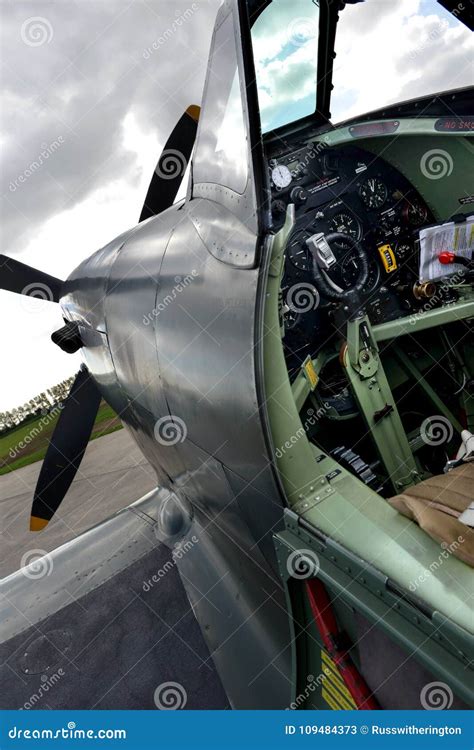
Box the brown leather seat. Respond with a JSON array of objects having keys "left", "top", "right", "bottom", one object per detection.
[{"left": 389, "top": 463, "right": 474, "bottom": 567}]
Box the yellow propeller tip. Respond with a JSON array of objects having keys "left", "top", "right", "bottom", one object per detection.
[
  {"left": 30, "top": 516, "right": 49, "bottom": 532},
  {"left": 186, "top": 105, "right": 201, "bottom": 123}
]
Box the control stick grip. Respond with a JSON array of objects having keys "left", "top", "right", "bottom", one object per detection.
[{"left": 309, "top": 232, "right": 370, "bottom": 302}]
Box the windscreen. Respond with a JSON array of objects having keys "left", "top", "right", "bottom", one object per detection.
[
  {"left": 193, "top": 12, "right": 248, "bottom": 194},
  {"left": 251, "top": 0, "right": 319, "bottom": 133},
  {"left": 330, "top": 0, "right": 473, "bottom": 123}
]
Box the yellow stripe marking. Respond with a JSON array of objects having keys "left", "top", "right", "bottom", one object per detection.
[
  {"left": 322, "top": 675, "right": 356, "bottom": 710},
  {"left": 321, "top": 650, "right": 347, "bottom": 685},
  {"left": 322, "top": 687, "right": 343, "bottom": 711},
  {"left": 30, "top": 516, "right": 49, "bottom": 531},
  {"left": 321, "top": 651, "right": 357, "bottom": 707}
]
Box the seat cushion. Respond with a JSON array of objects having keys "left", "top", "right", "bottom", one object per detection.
[{"left": 388, "top": 463, "right": 474, "bottom": 567}]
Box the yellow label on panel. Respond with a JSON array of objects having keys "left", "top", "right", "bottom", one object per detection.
[
  {"left": 303, "top": 357, "right": 319, "bottom": 390},
  {"left": 378, "top": 244, "right": 397, "bottom": 273},
  {"left": 320, "top": 650, "right": 357, "bottom": 710}
]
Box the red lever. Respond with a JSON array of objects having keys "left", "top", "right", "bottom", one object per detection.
[
  {"left": 439, "top": 251, "right": 456, "bottom": 264},
  {"left": 305, "top": 579, "right": 379, "bottom": 710}
]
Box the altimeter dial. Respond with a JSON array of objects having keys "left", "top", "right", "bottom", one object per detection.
[{"left": 359, "top": 177, "right": 387, "bottom": 209}]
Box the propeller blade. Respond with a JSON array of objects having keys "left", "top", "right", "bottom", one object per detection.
[
  {"left": 30, "top": 367, "right": 102, "bottom": 531},
  {"left": 139, "top": 104, "right": 200, "bottom": 223},
  {"left": 0, "top": 254, "right": 63, "bottom": 302}
]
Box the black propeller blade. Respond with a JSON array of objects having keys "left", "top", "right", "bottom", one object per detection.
[
  {"left": 139, "top": 104, "right": 200, "bottom": 223},
  {"left": 0, "top": 254, "right": 63, "bottom": 302},
  {"left": 30, "top": 366, "right": 102, "bottom": 531}
]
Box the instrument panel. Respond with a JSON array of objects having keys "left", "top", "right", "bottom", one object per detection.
[{"left": 270, "top": 144, "right": 437, "bottom": 351}]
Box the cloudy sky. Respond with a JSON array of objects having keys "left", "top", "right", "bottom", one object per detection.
[
  {"left": 253, "top": 0, "right": 473, "bottom": 131},
  {"left": 1, "top": 0, "right": 472, "bottom": 410},
  {"left": 0, "top": 0, "right": 220, "bottom": 411}
]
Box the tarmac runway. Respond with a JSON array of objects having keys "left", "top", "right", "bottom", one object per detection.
[
  {"left": 0, "top": 429, "right": 157, "bottom": 579},
  {"left": 0, "top": 429, "right": 229, "bottom": 709}
]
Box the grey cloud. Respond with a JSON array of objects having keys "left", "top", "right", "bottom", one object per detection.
[{"left": 1, "top": 0, "right": 220, "bottom": 258}]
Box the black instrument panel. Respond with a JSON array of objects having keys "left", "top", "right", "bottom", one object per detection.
[{"left": 271, "top": 144, "right": 435, "bottom": 345}]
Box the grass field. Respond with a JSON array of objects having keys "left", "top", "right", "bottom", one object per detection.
[{"left": 0, "top": 401, "right": 122, "bottom": 475}]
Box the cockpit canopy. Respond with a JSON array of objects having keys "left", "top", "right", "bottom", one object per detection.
[
  {"left": 249, "top": 0, "right": 473, "bottom": 133},
  {"left": 190, "top": 0, "right": 472, "bottom": 235}
]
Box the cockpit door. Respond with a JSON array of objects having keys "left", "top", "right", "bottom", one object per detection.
[{"left": 190, "top": 0, "right": 267, "bottom": 246}]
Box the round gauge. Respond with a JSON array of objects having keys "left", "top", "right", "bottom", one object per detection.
[
  {"left": 323, "top": 236, "right": 380, "bottom": 294},
  {"left": 339, "top": 257, "right": 380, "bottom": 295},
  {"left": 403, "top": 198, "right": 428, "bottom": 226},
  {"left": 271, "top": 164, "right": 292, "bottom": 189},
  {"left": 329, "top": 212, "right": 362, "bottom": 241},
  {"left": 287, "top": 231, "right": 312, "bottom": 271},
  {"left": 359, "top": 177, "right": 387, "bottom": 209}
]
